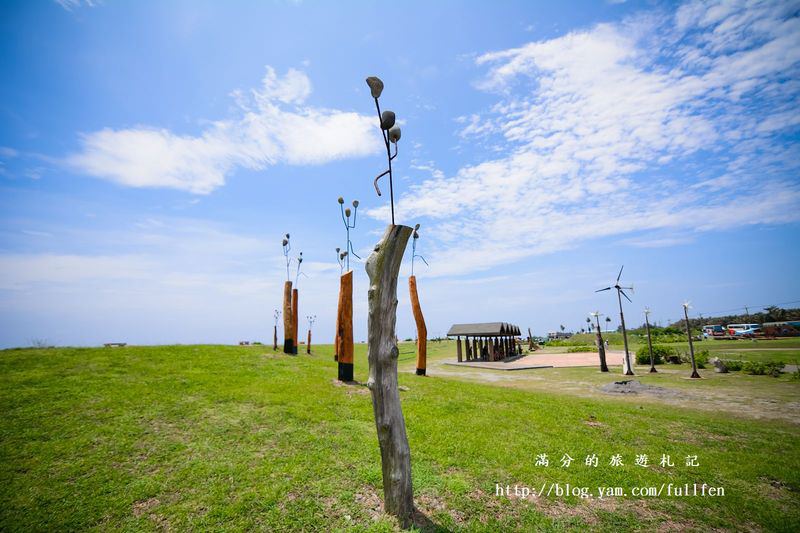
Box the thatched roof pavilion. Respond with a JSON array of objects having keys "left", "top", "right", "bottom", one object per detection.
[{"left": 446, "top": 322, "right": 521, "bottom": 362}]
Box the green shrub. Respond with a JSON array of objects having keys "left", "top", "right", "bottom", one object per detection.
[
  {"left": 566, "top": 345, "right": 597, "bottom": 353},
  {"left": 742, "top": 361, "right": 785, "bottom": 376},
  {"left": 723, "top": 359, "right": 744, "bottom": 371},
  {"left": 695, "top": 349, "right": 709, "bottom": 369},
  {"left": 635, "top": 344, "right": 672, "bottom": 365},
  {"left": 679, "top": 349, "right": 709, "bottom": 368},
  {"left": 742, "top": 361, "right": 767, "bottom": 375}
]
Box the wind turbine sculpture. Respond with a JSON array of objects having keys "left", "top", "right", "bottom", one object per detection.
[{"left": 596, "top": 266, "right": 635, "bottom": 376}]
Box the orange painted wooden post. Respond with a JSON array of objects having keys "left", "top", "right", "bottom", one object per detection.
[
  {"left": 306, "top": 329, "right": 311, "bottom": 354},
  {"left": 292, "top": 288, "right": 299, "bottom": 355},
  {"left": 273, "top": 325, "right": 278, "bottom": 351},
  {"left": 456, "top": 336, "right": 462, "bottom": 362},
  {"left": 337, "top": 270, "right": 354, "bottom": 381},
  {"left": 408, "top": 275, "right": 427, "bottom": 376},
  {"left": 334, "top": 279, "right": 343, "bottom": 362},
  {"left": 282, "top": 281, "right": 293, "bottom": 354}
]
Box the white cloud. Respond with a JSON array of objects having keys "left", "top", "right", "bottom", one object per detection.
[
  {"left": 67, "top": 67, "right": 378, "bottom": 194},
  {"left": 54, "top": 0, "right": 99, "bottom": 10},
  {"left": 368, "top": 0, "right": 800, "bottom": 277}
]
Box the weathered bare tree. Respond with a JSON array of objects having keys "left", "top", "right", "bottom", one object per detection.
[{"left": 366, "top": 224, "right": 414, "bottom": 527}]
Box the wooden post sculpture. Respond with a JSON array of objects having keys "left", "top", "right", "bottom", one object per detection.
[
  {"left": 591, "top": 312, "right": 609, "bottom": 372},
  {"left": 283, "top": 281, "right": 293, "bottom": 353},
  {"left": 528, "top": 327, "right": 534, "bottom": 351},
  {"left": 292, "top": 288, "right": 299, "bottom": 355},
  {"left": 409, "top": 275, "right": 427, "bottom": 375},
  {"left": 365, "top": 74, "right": 415, "bottom": 526},
  {"left": 281, "top": 234, "right": 294, "bottom": 354},
  {"left": 683, "top": 302, "right": 701, "bottom": 379},
  {"left": 644, "top": 308, "right": 657, "bottom": 373},
  {"left": 408, "top": 224, "right": 429, "bottom": 376},
  {"left": 334, "top": 248, "right": 344, "bottom": 362},
  {"left": 306, "top": 315, "right": 316, "bottom": 355},
  {"left": 366, "top": 223, "right": 414, "bottom": 527},
  {"left": 337, "top": 270, "right": 354, "bottom": 381},
  {"left": 273, "top": 309, "right": 280, "bottom": 351},
  {"left": 335, "top": 197, "right": 361, "bottom": 376}
]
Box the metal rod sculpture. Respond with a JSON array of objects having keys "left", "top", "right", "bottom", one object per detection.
[
  {"left": 590, "top": 311, "right": 609, "bottom": 372},
  {"left": 273, "top": 309, "right": 280, "bottom": 351},
  {"left": 336, "top": 197, "right": 359, "bottom": 381},
  {"left": 367, "top": 76, "right": 401, "bottom": 226},
  {"left": 683, "top": 302, "right": 701, "bottom": 379},
  {"left": 364, "top": 76, "right": 414, "bottom": 527},
  {"left": 281, "top": 234, "right": 294, "bottom": 354},
  {"left": 409, "top": 224, "right": 428, "bottom": 376},
  {"left": 644, "top": 307, "right": 657, "bottom": 373},
  {"left": 306, "top": 314, "right": 316, "bottom": 355},
  {"left": 596, "top": 266, "right": 635, "bottom": 375},
  {"left": 291, "top": 252, "right": 303, "bottom": 355}
]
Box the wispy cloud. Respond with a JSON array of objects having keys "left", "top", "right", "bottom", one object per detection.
[
  {"left": 67, "top": 67, "right": 379, "bottom": 194},
  {"left": 54, "top": 0, "right": 99, "bottom": 11},
  {"left": 368, "top": 0, "right": 800, "bottom": 277}
]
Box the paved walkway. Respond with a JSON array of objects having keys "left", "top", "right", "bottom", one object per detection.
[{"left": 444, "top": 350, "right": 625, "bottom": 371}]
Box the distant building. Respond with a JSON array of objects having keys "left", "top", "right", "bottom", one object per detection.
[{"left": 547, "top": 331, "right": 573, "bottom": 340}]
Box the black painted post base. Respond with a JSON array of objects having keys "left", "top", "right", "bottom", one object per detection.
[
  {"left": 338, "top": 362, "right": 354, "bottom": 382},
  {"left": 415, "top": 368, "right": 426, "bottom": 376},
  {"left": 283, "top": 339, "right": 294, "bottom": 355}
]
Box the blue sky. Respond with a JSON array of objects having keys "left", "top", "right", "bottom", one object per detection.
[{"left": 1, "top": 0, "right": 799, "bottom": 347}]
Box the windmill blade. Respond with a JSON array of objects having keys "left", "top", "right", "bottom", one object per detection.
[
  {"left": 595, "top": 287, "right": 612, "bottom": 293},
  {"left": 616, "top": 265, "right": 624, "bottom": 282},
  {"left": 620, "top": 289, "right": 633, "bottom": 303}
]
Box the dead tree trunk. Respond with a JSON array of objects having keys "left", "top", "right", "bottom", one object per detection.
[
  {"left": 283, "top": 281, "right": 293, "bottom": 354},
  {"left": 408, "top": 275, "right": 427, "bottom": 376},
  {"left": 337, "top": 271, "right": 354, "bottom": 381},
  {"left": 366, "top": 224, "right": 414, "bottom": 527},
  {"left": 292, "top": 288, "right": 299, "bottom": 355}
]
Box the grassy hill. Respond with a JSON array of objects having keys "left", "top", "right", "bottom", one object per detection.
[{"left": 1, "top": 343, "right": 799, "bottom": 531}]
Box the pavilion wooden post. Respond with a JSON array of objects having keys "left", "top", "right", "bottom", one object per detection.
[
  {"left": 306, "top": 329, "right": 311, "bottom": 354},
  {"left": 291, "top": 288, "right": 299, "bottom": 355},
  {"left": 282, "top": 281, "right": 294, "bottom": 354},
  {"left": 337, "top": 271, "right": 354, "bottom": 381},
  {"left": 408, "top": 275, "right": 427, "bottom": 376},
  {"left": 472, "top": 338, "right": 477, "bottom": 360},
  {"left": 456, "top": 336, "right": 463, "bottom": 362},
  {"left": 365, "top": 224, "right": 414, "bottom": 527}
]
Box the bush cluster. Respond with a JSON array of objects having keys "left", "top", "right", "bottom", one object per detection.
[
  {"left": 742, "top": 361, "right": 785, "bottom": 377},
  {"left": 566, "top": 345, "right": 597, "bottom": 353},
  {"left": 634, "top": 344, "right": 673, "bottom": 365}
]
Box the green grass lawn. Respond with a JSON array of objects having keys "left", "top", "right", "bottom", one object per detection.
[{"left": 2, "top": 343, "right": 799, "bottom": 531}]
